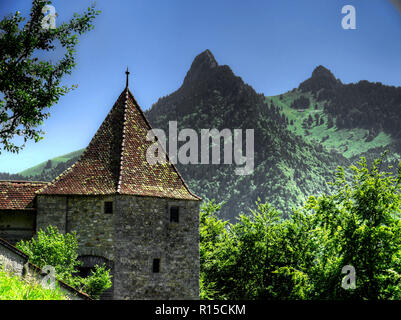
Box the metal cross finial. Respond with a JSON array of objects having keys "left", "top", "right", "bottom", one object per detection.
[{"left": 125, "top": 67, "right": 130, "bottom": 88}]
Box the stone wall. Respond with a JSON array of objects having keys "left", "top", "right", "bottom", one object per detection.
[
  {"left": 36, "top": 194, "right": 115, "bottom": 299},
  {"left": 66, "top": 196, "right": 114, "bottom": 261},
  {"left": 36, "top": 195, "right": 67, "bottom": 233},
  {"left": 36, "top": 195, "right": 114, "bottom": 260},
  {"left": 36, "top": 194, "right": 200, "bottom": 300},
  {"left": 113, "top": 196, "right": 200, "bottom": 300},
  {"left": 0, "top": 239, "right": 26, "bottom": 275}
]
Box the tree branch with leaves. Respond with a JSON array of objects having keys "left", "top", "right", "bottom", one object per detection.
[{"left": 0, "top": 0, "right": 100, "bottom": 153}]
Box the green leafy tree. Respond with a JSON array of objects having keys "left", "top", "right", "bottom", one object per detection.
[
  {"left": 307, "top": 114, "right": 314, "bottom": 127},
  {"left": 200, "top": 200, "right": 316, "bottom": 300},
  {"left": 201, "top": 155, "right": 401, "bottom": 300},
  {"left": 0, "top": 0, "right": 100, "bottom": 153},
  {"left": 200, "top": 199, "right": 227, "bottom": 299},
  {"left": 307, "top": 156, "right": 401, "bottom": 299},
  {"left": 44, "top": 159, "right": 52, "bottom": 169},
  {"left": 16, "top": 225, "right": 112, "bottom": 299},
  {"left": 327, "top": 115, "right": 334, "bottom": 128},
  {"left": 314, "top": 113, "right": 320, "bottom": 125}
]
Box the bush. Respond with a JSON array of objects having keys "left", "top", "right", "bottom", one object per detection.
[
  {"left": 80, "top": 264, "right": 112, "bottom": 300},
  {"left": 16, "top": 226, "right": 80, "bottom": 280},
  {"left": 16, "top": 226, "right": 112, "bottom": 299}
]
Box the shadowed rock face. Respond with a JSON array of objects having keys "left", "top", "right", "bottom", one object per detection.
[
  {"left": 146, "top": 48, "right": 259, "bottom": 127},
  {"left": 390, "top": 0, "right": 401, "bottom": 15},
  {"left": 183, "top": 49, "right": 219, "bottom": 84}
]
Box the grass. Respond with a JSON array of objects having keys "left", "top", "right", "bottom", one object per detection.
[
  {"left": 266, "top": 90, "right": 394, "bottom": 159},
  {"left": 0, "top": 269, "right": 67, "bottom": 300},
  {"left": 18, "top": 148, "right": 85, "bottom": 177}
]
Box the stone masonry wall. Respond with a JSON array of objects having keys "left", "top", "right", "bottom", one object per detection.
[
  {"left": 67, "top": 196, "right": 114, "bottom": 261},
  {"left": 36, "top": 195, "right": 67, "bottom": 233},
  {"left": 113, "top": 196, "right": 200, "bottom": 300},
  {"left": 36, "top": 194, "right": 200, "bottom": 300},
  {"left": 36, "top": 194, "right": 115, "bottom": 299},
  {"left": 0, "top": 241, "right": 26, "bottom": 275},
  {"left": 36, "top": 195, "right": 114, "bottom": 260}
]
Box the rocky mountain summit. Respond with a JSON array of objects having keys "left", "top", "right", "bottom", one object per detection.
[{"left": 145, "top": 50, "right": 344, "bottom": 219}]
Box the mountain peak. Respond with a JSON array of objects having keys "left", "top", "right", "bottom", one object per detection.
[
  {"left": 299, "top": 65, "right": 341, "bottom": 92},
  {"left": 183, "top": 50, "right": 218, "bottom": 84},
  {"left": 193, "top": 49, "right": 218, "bottom": 68},
  {"left": 311, "top": 65, "right": 336, "bottom": 80}
]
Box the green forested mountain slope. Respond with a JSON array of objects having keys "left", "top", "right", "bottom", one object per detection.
[
  {"left": 300, "top": 66, "right": 401, "bottom": 139},
  {"left": 19, "top": 149, "right": 85, "bottom": 177},
  {"left": 0, "top": 149, "right": 84, "bottom": 182},
  {"left": 3, "top": 53, "right": 400, "bottom": 221},
  {"left": 145, "top": 50, "right": 347, "bottom": 219},
  {"left": 267, "top": 65, "right": 401, "bottom": 167}
]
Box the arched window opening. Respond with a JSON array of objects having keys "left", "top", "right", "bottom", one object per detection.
[
  {"left": 77, "top": 255, "right": 114, "bottom": 300},
  {"left": 78, "top": 255, "right": 113, "bottom": 276}
]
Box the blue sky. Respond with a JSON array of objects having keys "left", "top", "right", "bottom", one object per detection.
[{"left": 0, "top": 0, "right": 401, "bottom": 173}]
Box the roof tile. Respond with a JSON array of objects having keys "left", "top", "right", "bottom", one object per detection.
[{"left": 0, "top": 181, "right": 48, "bottom": 210}]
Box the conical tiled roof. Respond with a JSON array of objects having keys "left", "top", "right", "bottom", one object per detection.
[{"left": 38, "top": 87, "right": 200, "bottom": 201}]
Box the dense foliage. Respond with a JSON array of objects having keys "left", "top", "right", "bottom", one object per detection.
[
  {"left": 201, "top": 157, "right": 401, "bottom": 299},
  {"left": 323, "top": 81, "right": 401, "bottom": 140},
  {"left": 16, "top": 226, "right": 112, "bottom": 299},
  {"left": 0, "top": 0, "right": 99, "bottom": 153}
]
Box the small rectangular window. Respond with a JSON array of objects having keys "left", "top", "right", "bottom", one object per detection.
[
  {"left": 152, "top": 258, "right": 160, "bottom": 273},
  {"left": 170, "top": 206, "right": 179, "bottom": 223},
  {"left": 104, "top": 201, "right": 113, "bottom": 214}
]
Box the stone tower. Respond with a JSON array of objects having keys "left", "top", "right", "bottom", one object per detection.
[{"left": 35, "top": 83, "right": 201, "bottom": 299}]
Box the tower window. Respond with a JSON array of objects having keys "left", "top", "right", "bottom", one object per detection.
[
  {"left": 170, "top": 206, "right": 179, "bottom": 223},
  {"left": 104, "top": 201, "right": 113, "bottom": 214},
  {"left": 152, "top": 258, "right": 160, "bottom": 273}
]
